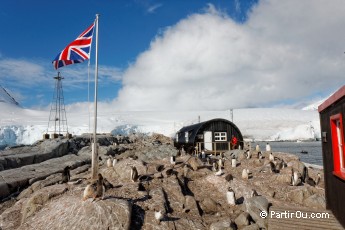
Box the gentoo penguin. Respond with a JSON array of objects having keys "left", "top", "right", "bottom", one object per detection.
[
  {"left": 258, "top": 151, "right": 263, "bottom": 159},
  {"left": 218, "top": 158, "right": 224, "bottom": 169},
  {"left": 255, "top": 144, "right": 260, "bottom": 152},
  {"left": 83, "top": 173, "right": 105, "bottom": 201},
  {"left": 170, "top": 156, "right": 176, "bottom": 165},
  {"left": 130, "top": 166, "right": 139, "bottom": 182},
  {"left": 201, "top": 151, "right": 206, "bottom": 159},
  {"left": 226, "top": 187, "right": 236, "bottom": 205},
  {"left": 183, "top": 164, "right": 189, "bottom": 178},
  {"left": 291, "top": 169, "right": 302, "bottom": 186},
  {"left": 266, "top": 143, "right": 271, "bottom": 152},
  {"left": 206, "top": 157, "right": 211, "bottom": 165},
  {"left": 269, "top": 152, "right": 274, "bottom": 162},
  {"left": 246, "top": 150, "right": 252, "bottom": 159},
  {"left": 107, "top": 157, "right": 113, "bottom": 167},
  {"left": 112, "top": 158, "right": 118, "bottom": 167},
  {"left": 61, "top": 166, "right": 71, "bottom": 183},
  {"left": 155, "top": 210, "right": 164, "bottom": 224},
  {"left": 212, "top": 162, "right": 218, "bottom": 172},
  {"left": 251, "top": 189, "right": 258, "bottom": 197},
  {"left": 269, "top": 161, "right": 277, "bottom": 173},
  {"left": 315, "top": 173, "right": 321, "bottom": 186},
  {"left": 304, "top": 168, "right": 316, "bottom": 186},
  {"left": 215, "top": 167, "right": 223, "bottom": 176},
  {"left": 242, "top": 169, "right": 249, "bottom": 180}
]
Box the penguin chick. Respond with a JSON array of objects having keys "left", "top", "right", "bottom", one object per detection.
[
  {"left": 95, "top": 173, "right": 105, "bottom": 200},
  {"left": 226, "top": 187, "right": 236, "bottom": 205},
  {"left": 130, "top": 166, "right": 139, "bottom": 182},
  {"left": 82, "top": 173, "right": 105, "bottom": 201}
]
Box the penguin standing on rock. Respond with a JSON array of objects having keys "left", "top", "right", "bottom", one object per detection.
[
  {"left": 112, "top": 158, "right": 118, "bottom": 167},
  {"left": 215, "top": 167, "right": 223, "bottom": 176},
  {"left": 242, "top": 169, "right": 249, "bottom": 180},
  {"left": 130, "top": 166, "right": 139, "bottom": 182},
  {"left": 226, "top": 187, "right": 236, "bottom": 205},
  {"left": 255, "top": 144, "right": 261, "bottom": 152},
  {"left": 83, "top": 173, "right": 105, "bottom": 201},
  {"left": 107, "top": 157, "right": 112, "bottom": 167},
  {"left": 155, "top": 209, "right": 164, "bottom": 224},
  {"left": 212, "top": 162, "right": 218, "bottom": 172},
  {"left": 251, "top": 189, "right": 258, "bottom": 197},
  {"left": 315, "top": 173, "right": 321, "bottom": 186},
  {"left": 61, "top": 166, "right": 71, "bottom": 183},
  {"left": 218, "top": 158, "right": 224, "bottom": 169},
  {"left": 170, "top": 156, "right": 176, "bottom": 165},
  {"left": 291, "top": 168, "right": 302, "bottom": 186},
  {"left": 269, "top": 152, "right": 274, "bottom": 162}
]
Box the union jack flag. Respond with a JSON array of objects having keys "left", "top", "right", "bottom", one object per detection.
[{"left": 52, "top": 23, "right": 95, "bottom": 69}]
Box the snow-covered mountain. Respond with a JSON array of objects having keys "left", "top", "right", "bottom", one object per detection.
[{"left": 0, "top": 101, "right": 321, "bottom": 147}]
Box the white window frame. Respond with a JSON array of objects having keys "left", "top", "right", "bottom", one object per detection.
[{"left": 214, "top": 132, "right": 227, "bottom": 142}]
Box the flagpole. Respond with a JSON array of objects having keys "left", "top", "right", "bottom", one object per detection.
[{"left": 91, "top": 14, "right": 99, "bottom": 179}]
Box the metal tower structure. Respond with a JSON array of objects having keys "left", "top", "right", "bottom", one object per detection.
[{"left": 47, "top": 72, "right": 68, "bottom": 136}]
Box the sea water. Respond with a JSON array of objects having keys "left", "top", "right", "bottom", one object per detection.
[{"left": 258, "top": 141, "right": 323, "bottom": 166}]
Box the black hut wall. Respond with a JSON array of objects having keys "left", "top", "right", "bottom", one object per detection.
[
  {"left": 319, "top": 95, "right": 345, "bottom": 228},
  {"left": 175, "top": 119, "right": 243, "bottom": 152}
]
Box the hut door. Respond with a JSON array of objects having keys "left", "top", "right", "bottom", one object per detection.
[
  {"left": 330, "top": 114, "right": 345, "bottom": 174},
  {"left": 204, "top": 131, "right": 213, "bottom": 151}
]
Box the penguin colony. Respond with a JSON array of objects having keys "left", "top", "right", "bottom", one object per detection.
[{"left": 80, "top": 141, "right": 322, "bottom": 216}]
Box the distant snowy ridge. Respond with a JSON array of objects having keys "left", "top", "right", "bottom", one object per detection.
[
  {"left": 302, "top": 98, "right": 325, "bottom": 111},
  {"left": 0, "top": 102, "right": 320, "bottom": 146}
]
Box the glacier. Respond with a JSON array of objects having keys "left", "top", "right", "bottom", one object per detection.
[{"left": 0, "top": 100, "right": 321, "bottom": 147}]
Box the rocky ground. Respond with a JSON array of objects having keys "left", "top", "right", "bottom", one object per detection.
[{"left": 0, "top": 133, "right": 325, "bottom": 230}]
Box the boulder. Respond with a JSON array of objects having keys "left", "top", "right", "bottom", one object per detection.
[
  {"left": 200, "top": 197, "right": 219, "bottom": 215},
  {"left": 234, "top": 212, "right": 250, "bottom": 227},
  {"left": 209, "top": 219, "right": 235, "bottom": 230},
  {"left": 244, "top": 196, "right": 269, "bottom": 228},
  {"left": 303, "top": 194, "right": 326, "bottom": 209},
  {"left": 184, "top": 195, "right": 200, "bottom": 216}
]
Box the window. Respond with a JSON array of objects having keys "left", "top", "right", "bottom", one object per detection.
[
  {"left": 185, "top": 132, "right": 189, "bottom": 143},
  {"left": 330, "top": 113, "right": 345, "bottom": 180},
  {"left": 214, "top": 132, "right": 227, "bottom": 141}
]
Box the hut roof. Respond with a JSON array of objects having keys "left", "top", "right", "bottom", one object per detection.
[
  {"left": 176, "top": 118, "right": 242, "bottom": 143},
  {"left": 318, "top": 85, "right": 345, "bottom": 112}
]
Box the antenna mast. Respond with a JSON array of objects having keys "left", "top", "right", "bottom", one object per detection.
[{"left": 47, "top": 72, "right": 68, "bottom": 137}]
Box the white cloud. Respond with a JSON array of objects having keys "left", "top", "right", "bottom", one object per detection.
[
  {"left": 0, "top": 57, "right": 122, "bottom": 90},
  {"left": 147, "top": 3, "right": 162, "bottom": 14},
  {"left": 113, "top": 1, "right": 345, "bottom": 111}
]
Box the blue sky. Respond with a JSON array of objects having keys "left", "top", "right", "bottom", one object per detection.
[
  {"left": 0, "top": 0, "right": 256, "bottom": 108},
  {"left": 1, "top": 0, "right": 344, "bottom": 110}
]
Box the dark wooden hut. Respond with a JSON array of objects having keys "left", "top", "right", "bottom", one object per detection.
[
  {"left": 318, "top": 85, "right": 345, "bottom": 228},
  {"left": 174, "top": 118, "right": 243, "bottom": 154}
]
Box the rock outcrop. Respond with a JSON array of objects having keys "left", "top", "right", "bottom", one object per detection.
[{"left": 0, "top": 134, "right": 326, "bottom": 229}]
